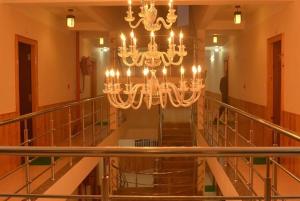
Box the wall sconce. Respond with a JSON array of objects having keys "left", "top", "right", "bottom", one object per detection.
[
  {"left": 66, "top": 9, "right": 75, "bottom": 28},
  {"left": 99, "top": 37, "right": 104, "bottom": 46},
  {"left": 234, "top": 5, "right": 242, "bottom": 24},
  {"left": 213, "top": 35, "right": 218, "bottom": 44}
]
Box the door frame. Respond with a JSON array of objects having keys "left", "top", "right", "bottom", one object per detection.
[
  {"left": 266, "top": 34, "right": 284, "bottom": 125},
  {"left": 15, "top": 35, "right": 38, "bottom": 115}
]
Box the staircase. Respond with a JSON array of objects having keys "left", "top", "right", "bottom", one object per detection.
[
  {"left": 155, "top": 122, "right": 197, "bottom": 195},
  {"left": 114, "top": 122, "right": 199, "bottom": 197}
]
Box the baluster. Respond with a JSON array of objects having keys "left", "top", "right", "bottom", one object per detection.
[
  {"left": 102, "top": 157, "right": 110, "bottom": 201},
  {"left": 82, "top": 103, "right": 85, "bottom": 146},
  {"left": 224, "top": 107, "right": 228, "bottom": 166},
  {"left": 272, "top": 131, "right": 279, "bottom": 196},
  {"left": 92, "top": 100, "right": 96, "bottom": 146},
  {"left": 50, "top": 113, "right": 55, "bottom": 181},
  {"left": 234, "top": 113, "right": 239, "bottom": 182},
  {"left": 248, "top": 120, "right": 254, "bottom": 191},
  {"left": 68, "top": 107, "right": 73, "bottom": 166},
  {"left": 23, "top": 119, "right": 31, "bottom": 200},
  {"left": 216, "top": 109, "right": 220, "bottom": 146},
  {"left": 265, "top": 157, "right": 272, "bottom": 201},
  {"left": 100, "top": 100, "right": 103, "bottom": 130}
]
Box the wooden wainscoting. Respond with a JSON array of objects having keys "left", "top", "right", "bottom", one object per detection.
[
  {"left": 0, "top": 112, "right": 20, "bottom": 176},
  {"left": 281, "top": 111, "right": 300, "bottom": 177}
]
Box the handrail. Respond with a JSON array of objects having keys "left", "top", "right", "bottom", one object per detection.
[
  {"left": 0, "top": 146, "right": 300, "bottom": 157},
  {"left": 0, "top": 95, "right": 105, "bottom": 126},
  {"left": 206, "top": 96, "right": 300, "bottom": 142},
  {"left": 111, "top": 163, "right": 197, "bottom": 176}
]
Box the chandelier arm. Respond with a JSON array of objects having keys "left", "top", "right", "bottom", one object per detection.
[
  {"left": 160, "top": 52, "right": 172, "bottom": 67},
  {"left": 108, "top": 94, "right": 129, "bottom": 109},
  {"left": 165, "top": 83, "right": 182, "bottom": 107},
  {"left": 167, "top": 91, "right": 181, "bottom": 108},
  {"left": 156, "top": 17, "right": 173, "bottom": 30},
  {"left": 116, "top": 94, "right": 133, "bottom": 108},
  {"left": 111, "top": 94, "right": 132, "bottom": 109},
  {"left": 167, "top": 83, "right": 185, "bottom": 105},
  {"left": 121, "top": 57, "right": 137, "bottom": 67},
  {"left": 181, "top": 91, "right": 202, "bottom": 107},
  {"left": 171, "top": 55, "right": 184, "bottom": 66},
  {"left": 132, "top": 92, "right": 144, "bottom": 110},
  {"left": 136, "top": 53, "right": 146, "bottom": 67},
  {"left": 129, "top": 18, "right": 144, "bottom": 29},
  {"left": 159, "top": 90, "right": 168, "bottom": 109},
  {"left": 131, "top": 85, "right": 145, "bottom": 110}
]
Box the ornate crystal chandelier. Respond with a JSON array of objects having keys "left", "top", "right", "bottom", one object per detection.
[{"left": 103, "top": 0, "right": 205, "bottom": 109}]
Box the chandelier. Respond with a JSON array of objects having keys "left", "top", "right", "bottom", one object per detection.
[{"left": 103, "top": 0, "right": 205, "bottom": 109}]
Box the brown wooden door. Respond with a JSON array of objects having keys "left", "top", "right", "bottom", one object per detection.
[
  {"left": 272, "top": 41, "right": 282, "bottom": 126},
  {"left": 18, "top": 42, "right": 33, "bottom": 143}
]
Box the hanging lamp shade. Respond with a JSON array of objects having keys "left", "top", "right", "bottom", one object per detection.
[
  {"left": 213, "top": 35, "right": 218, "bottom": 44},
  {"left": 66, "top": 9, "right": 75, "bottom": 28},
  {"left": 234, "top": 6, "right": 242, "bottom": 24}
]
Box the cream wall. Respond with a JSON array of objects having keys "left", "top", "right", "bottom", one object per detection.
[
  {"left": 0, "top": 4, "right": 76, "bottom": 114},
  {"left": 206, "top": 2, "right": 300, "bottom": 114},
  {"left": 205, "top": 47, "right": 227, "bottom": 94},
  {"left": 79, "top": 32, "right": 110, "bottom": 99}
]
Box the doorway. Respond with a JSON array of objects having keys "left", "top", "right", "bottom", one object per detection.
[
  {"left": 267, "top": 34, "right": 283, "bottom": 145},
  {"left": 16, "top": 35, "right": 38, "bottom": 144}
]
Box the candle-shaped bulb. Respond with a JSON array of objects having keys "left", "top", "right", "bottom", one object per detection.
[
  {"left": 127, "top": 68, "right": 131, "bottom": 77},
  {"left": 168, "top": 37, "right": 171, "bottom": 46},
  {"left": 128, "top": 0, "right": 132, "bottom": 5},
  {"left": 116, "top": 70, "right": 120, "bottom": 79},
  {"left": 105, "top": 70, "right": 110, "bottom": 78},
  {"left": 130, "top": 30, "right": 135, "bottom": 39},
  {"left": 197, "top": 65, "right": 202, "bottom": 73},
  {"left": 133, "top": 37, "right": 137, "bottom": 46},
  {"left": 143, "top": 67, "right": 149, "bottom": 76},
  {"left": 162, "top": 67, "right": 167, "bottom": 76},
  {"left": 120, "top": 33, "right": 126, "bottom": 41},
  {"left": 170, "top": 30, "right": 174, "bottom": 38},
  {"left": 192, "top": 65, "right": 197, "bottom": 75},
  {"left": 179, "top": 31, "right": 183, "bottom": 40},
  {"left": 110, "top": 69, "right": 115, "bottom": 77},
  {"left": 179, "top": 31, "right": 183, "bottom": 46},
  {"left": 168, "top": 0, "right": 173, "bottom": 9},
  {"left": 180, "top": 66, "right": 185, "bottom": 75}
]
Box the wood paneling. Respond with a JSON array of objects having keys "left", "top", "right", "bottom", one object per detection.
[{"left": 0, "top": 112, "right": 20, "bottom": 177}]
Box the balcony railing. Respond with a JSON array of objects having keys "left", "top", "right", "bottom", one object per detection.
[
  {"left": 0, "top": 95, "right": 110, "bottom": 199},
  {"left": 0, "top": 146, "right": 300, "bottom": 200},
  {"left": 204, "top": 96, "right": 300, "bottom": 199}
]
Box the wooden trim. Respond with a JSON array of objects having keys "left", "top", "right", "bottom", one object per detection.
[
  {"left": 266, "top": 34, "right": 284, "bottom": 125},
  {"left": 15, "top": 35, "right": 38, "bottom": 115}
]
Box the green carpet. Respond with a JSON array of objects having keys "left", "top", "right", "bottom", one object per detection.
[
  {"left": 205, "top": 185, "right": 216, "bottom": 192},
  {"left": 95, "top": 120, "right": 108, "bottom": 126},
  {"left": 30, "top": 157, "right": 59, "bottom": 165},
  {"left": 245, "top": 157, "right": 266, "bottom": 165}
]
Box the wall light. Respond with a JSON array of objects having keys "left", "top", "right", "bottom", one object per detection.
[
  {"left": 234, "top": 5, "right": 242, "bottom": 25},
  {"left": 213, "top": 35, "right": 218, "bottom": 44},
  {"left": 99, "top": 37, "right": 104, "bottom": 46},
  {"left": 214, "top": 46, "right": 220, "bottom": 53},
  {"left": 210, "top": 52, "right": 215, "bottom": 63},
  {"left": 66, "top": 9, "right": 75, "bottom": 28}
]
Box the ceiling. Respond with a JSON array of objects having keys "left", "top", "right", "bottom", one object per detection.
[{"left": 5, "top": 0, "right": 291, "bottom": 48}]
